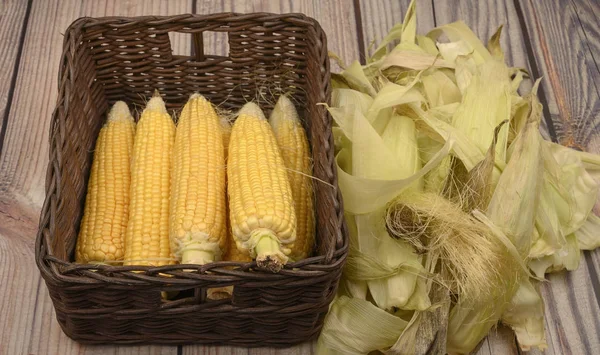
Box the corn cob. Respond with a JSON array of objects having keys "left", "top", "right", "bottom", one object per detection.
[
  {"left": 169, "top": 93, "right": 227, "bottom": 264},
  {"left": 75, "top": 101, "right": 135, "bottom": 264},
  {"left": 124, "top": 91, "right": 175, "bottom": 266},
  {"left": 269, "top": 95, "right": 315, "bottom": 261},
  {"left": 228, "top": 102, "right": 296, "bottom": 272},
  {"left": 222, "top": 114, "right": 252, "bottom": 264}
]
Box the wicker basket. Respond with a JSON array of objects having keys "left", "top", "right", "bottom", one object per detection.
[{"left": 35, "top": 13, "right": 348, "bottom": 346}]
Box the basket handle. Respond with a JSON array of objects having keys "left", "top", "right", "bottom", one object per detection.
[{"left": 192, "top": 32, "right": 205, "bottom": 61}]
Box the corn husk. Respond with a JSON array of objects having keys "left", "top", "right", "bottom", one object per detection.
[
  {"left": 501, "top": 278, "right": 548, "bottom": 351},
  {"left": 369, "top": 0, "right": 417, "bottom": 62},
  {"left": 454, "top": 55, "right": 477, "bottom": 94},
  {"left": 451, "top": 58, "right": 512, "bottom": 163},
  {"left": 421, "top": 70, "right": 461, "bottom": 107},
  {"left": 530, "top": 133, "right": 599, "bottom": 261},
  {"left": 445, "top": 83, "right": 543, "bottom": 352},
  {"left": 445, "top": 84, "right": 543, "bottom": 353},
  {"left": 317, "top": 296, "right": 409, "bottom": 355},
  {"left": 416, "top": 35, "right": 439, "bottom": 55},
  {"left": 442, "top": 121, "right": 506, "bottom": 213},
  {"left": 427, "top": 21, "right": 492, "bottom": 65},
  {"left": 575, "top": 214, "right": 600, "bottom": 250},
  {"left": 487, "top": 81, "right": 543, "bottom": 255},
  {"left": 331, "top": 88, "right": 373, "bottom": 115},
  {"left": 529, "top": 233, "right": 580, "bottom": 277}
]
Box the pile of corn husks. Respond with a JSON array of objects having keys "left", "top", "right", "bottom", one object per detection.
[{"left": 317, "top": 1, "right": 600, "bottom": 354}]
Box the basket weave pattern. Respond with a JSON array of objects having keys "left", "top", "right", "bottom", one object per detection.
[{"left": 35, "top": 13, "right": 348, "bottom": 345}]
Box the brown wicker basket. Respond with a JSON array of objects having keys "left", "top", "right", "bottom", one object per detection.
[{"left": 35, "top": 13, "right": 348, "bottom": 346}]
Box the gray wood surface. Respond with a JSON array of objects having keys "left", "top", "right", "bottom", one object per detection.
[{"left": 0, "top": 0, "right": 599, "bottom": 354}]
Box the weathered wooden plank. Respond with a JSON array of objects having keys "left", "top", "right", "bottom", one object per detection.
[
  {"left": 0, "top": 0, "right": 30, "bottom": 152},
  {"left": 570, "top": 0, "right": 600, "bottom": 209},
  {"left": 475, "top": 326, "right": 519, "bottom": 355},
  {"left": 538, "top": 265, "right": 600, "bottom": 355},
  {"left": 28, "top": 284, "right": 176, "bottom": 355},
  {"left": 358, "top": 0, "right": 434, "bottom": 61},
  {"left": 519, "top": 0, "right": 600, "bottom": 151},
  {"left": 183, "top": 342, "right": 314, "bottom": 355},
  {"left": 515, "top": 1, "right": 600, "bottom": 353},
  {"left": 0, "top": 2, "right": 34, "bottom": 355},
  {"left": 0, "top": 1, "right": 191, "bottom": 354}
]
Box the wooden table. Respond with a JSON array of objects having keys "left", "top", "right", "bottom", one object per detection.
[{"left": 1, "top": 0, "right": 598, "bottom": 354}]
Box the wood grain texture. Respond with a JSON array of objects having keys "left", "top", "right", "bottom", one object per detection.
[
  {"left": 183, "top": 343, "right": 315, "bottom": 355},
  {"left": 0, "top": 0, "right": 29, "bottom": 150},
  {"left": 519, "top": 0, "right": 600, "bottom": 151},
  {"left": 475, "top": 326, "right": 519, "bottom": 355},
  {"left": 516, "top": 3, "right": 600, "bottom": 353},
  {"left": 0, "top": 1, "right": 190, "bottom": 354},
  {"left": 569, "top": 0, "right": 600, "bottom": 212},
  {"left": 540, "top": 265, "right": 600, "bottom": 355}
]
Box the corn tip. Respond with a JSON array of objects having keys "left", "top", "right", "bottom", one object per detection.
[
  {"left": 271, "top": 95, "right": 300, "bottom": 125},
  {"left": 108, "top": 101, "right": 133, "bottom": 121},
  {"left": 145, "top": 93, "right": 167, "bottom": 113},
  {"left": 189, "top": 92, "right": 205, "bottom": 100},
  {"left": 239, "top": 102, "right": 266, "bottom": 120}
]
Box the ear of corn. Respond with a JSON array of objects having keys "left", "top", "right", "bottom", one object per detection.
[
  {"left": 169, "top": 93, "right": 227, "bottom": 265},
  {"left": 219, "top": 114, "right": 252, "bottom": 261},
  {"left": 76, "top": 101, "right": 135, "bottom": 264},
  {"left": 269, "top": 95, "right": 315, "bottom": 261},
  {"left": 221, "top": 111, "right": 252, "bottom": 263},
  {"left": 228, "top": 102, "right": 296, "bottom": 272},
  {"left": 124, "top": 92, "right": 175, "bottom": 266}
]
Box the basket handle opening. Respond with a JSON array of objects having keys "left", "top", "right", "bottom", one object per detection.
[{"left": 168, "top": 31, "right": 230, "bottom": 60}]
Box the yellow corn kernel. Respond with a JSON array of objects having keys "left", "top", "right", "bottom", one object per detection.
[
  {"left": 76, "top": 101, "right": 135, "bottom": 264},
  {"left": 124, "top": 91, "right": 175, "bottom": 266},
  {"left": 228, "top": 102, "right": 296, "bottom": 272},
  {"left": 270, "top": 95, "right": 315, "bottom": 261},
  {"left": 170, "top": 93, "right": 227, "bottom": 264}
]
